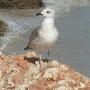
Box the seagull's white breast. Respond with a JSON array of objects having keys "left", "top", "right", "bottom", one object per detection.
[
  {"left": 37, "top": 17, "right": 59, "bottom": 51},
  {"left": 39, "top": 28, "right": 58, "bottom": 43}
]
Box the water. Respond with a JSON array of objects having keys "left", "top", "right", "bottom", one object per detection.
[
  {"left": 43, "top": 0, "right": 89, "bottom": 15},
  {"left": 0, "top": 6, "right": 90, "bottom": 77},
  {"left": 62, "top": 7, "right": 90, "bottom": 77}
]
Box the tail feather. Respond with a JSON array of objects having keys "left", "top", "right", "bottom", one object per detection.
[
  {"left": 24, "top": 46, "right": 32, "bottom": 50},
  {"left": 24, "top": 46, "right": 29, "bottom": 50}
]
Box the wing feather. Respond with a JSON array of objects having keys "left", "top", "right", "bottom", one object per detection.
[
  {"left": 29, "top": 27, "right": 40, "bottom": 42},
  {"left": 24, "top": 27, "right": 40, "bottom": 50}
]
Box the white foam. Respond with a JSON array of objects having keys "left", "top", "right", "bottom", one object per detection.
[{"left": 43, "top": 0, "right": 89, "bottom": 17}]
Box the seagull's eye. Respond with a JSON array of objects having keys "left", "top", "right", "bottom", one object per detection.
[{"left": 47, "top": 11, "right": 51, "bottom": 14}]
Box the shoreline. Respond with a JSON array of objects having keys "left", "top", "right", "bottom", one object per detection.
[{"left": 0, "top": 8, "right": 44, "bottom": 17}]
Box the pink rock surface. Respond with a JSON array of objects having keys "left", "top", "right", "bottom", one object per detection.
[{"left": 0, "top": 52, "right": 89, "bottom": 90}]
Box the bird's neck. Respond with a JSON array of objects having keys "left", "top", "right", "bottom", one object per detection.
[{"left": 42, "top": 18, "right": 55, "bottom": 30}]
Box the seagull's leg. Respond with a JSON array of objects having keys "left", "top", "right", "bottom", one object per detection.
[
  {"left": 47, "top": 50, "right": 50, "bottom": 62},
  {"left": 39, "top": 54, "right": 43, "bottom": 65},
  {"left": 48, "top": 50, "right": 49, "bottom": 58},
  {"left": 38, "top": 50, "right": 42, "bottom": 64},
  {"left": 39, "top": 54, "right": 43, "bottom": 70},
  {"left": 39, "top": 54, "right": 42, "bottom": 62}
]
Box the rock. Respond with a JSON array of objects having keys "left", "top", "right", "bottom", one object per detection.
[
  {"left": 0, "top": 52, "right": 89, "bottom": 90},
  {"left": 0, "top": 0, "right": 44, "bottom": 9},
  {"left": 48, "top": 60, "right": 60, "bottom": 67},
  {"left": 59, "top": 64, "right": 69, "bottom": 71},
  {"left": 0, "top": 70, "right": 2, "bottom": 80},
  {"left": 25, "top": 51, "right": 37, "bottom": 58},
  {"left": 0, "top": 20, "right": 9, "bottom": 37},
  {"left": 43, "top": 68, "right": 59, "bottom": 81}
]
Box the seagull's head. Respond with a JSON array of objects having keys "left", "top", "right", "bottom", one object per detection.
[{"left": 36, "top": 8, "right": 55, "bottom": 18}]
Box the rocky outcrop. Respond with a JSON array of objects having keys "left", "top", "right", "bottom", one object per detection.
[
  {"left": 0, "top": 20, "right": 9, "bottom": 37},
  {"left": 0, "top": 52, "right": 90, "bottom": 90},
  {"left": 0, "top": 0, "right": 44, "bottom": 9}
]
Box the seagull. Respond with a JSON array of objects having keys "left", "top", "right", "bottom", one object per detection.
[{"left": 24, "top": 8, "right": 59, "bottom": 63}]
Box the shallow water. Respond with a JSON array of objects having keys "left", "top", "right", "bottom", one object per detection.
[
  {"left": 61, "top": 7, "right": 90, "bottom": 77},
  {"left": 0, "top": 7, "right": 90, "bottom": 77}
]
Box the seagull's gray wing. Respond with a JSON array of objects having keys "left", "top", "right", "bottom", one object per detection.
[
  {"left": 24, "top": 27, "right": 40, "bottom": 50},
  {"left": 29, "top": 27, "right": 40, "bottom": 42}
]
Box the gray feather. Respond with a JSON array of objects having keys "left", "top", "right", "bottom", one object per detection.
[
  {"left": 29, "top": 27, "right": 40, "bottom": 42},
  {"left": 24, "top": 27, "right": 40, "bottom": 50}
]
